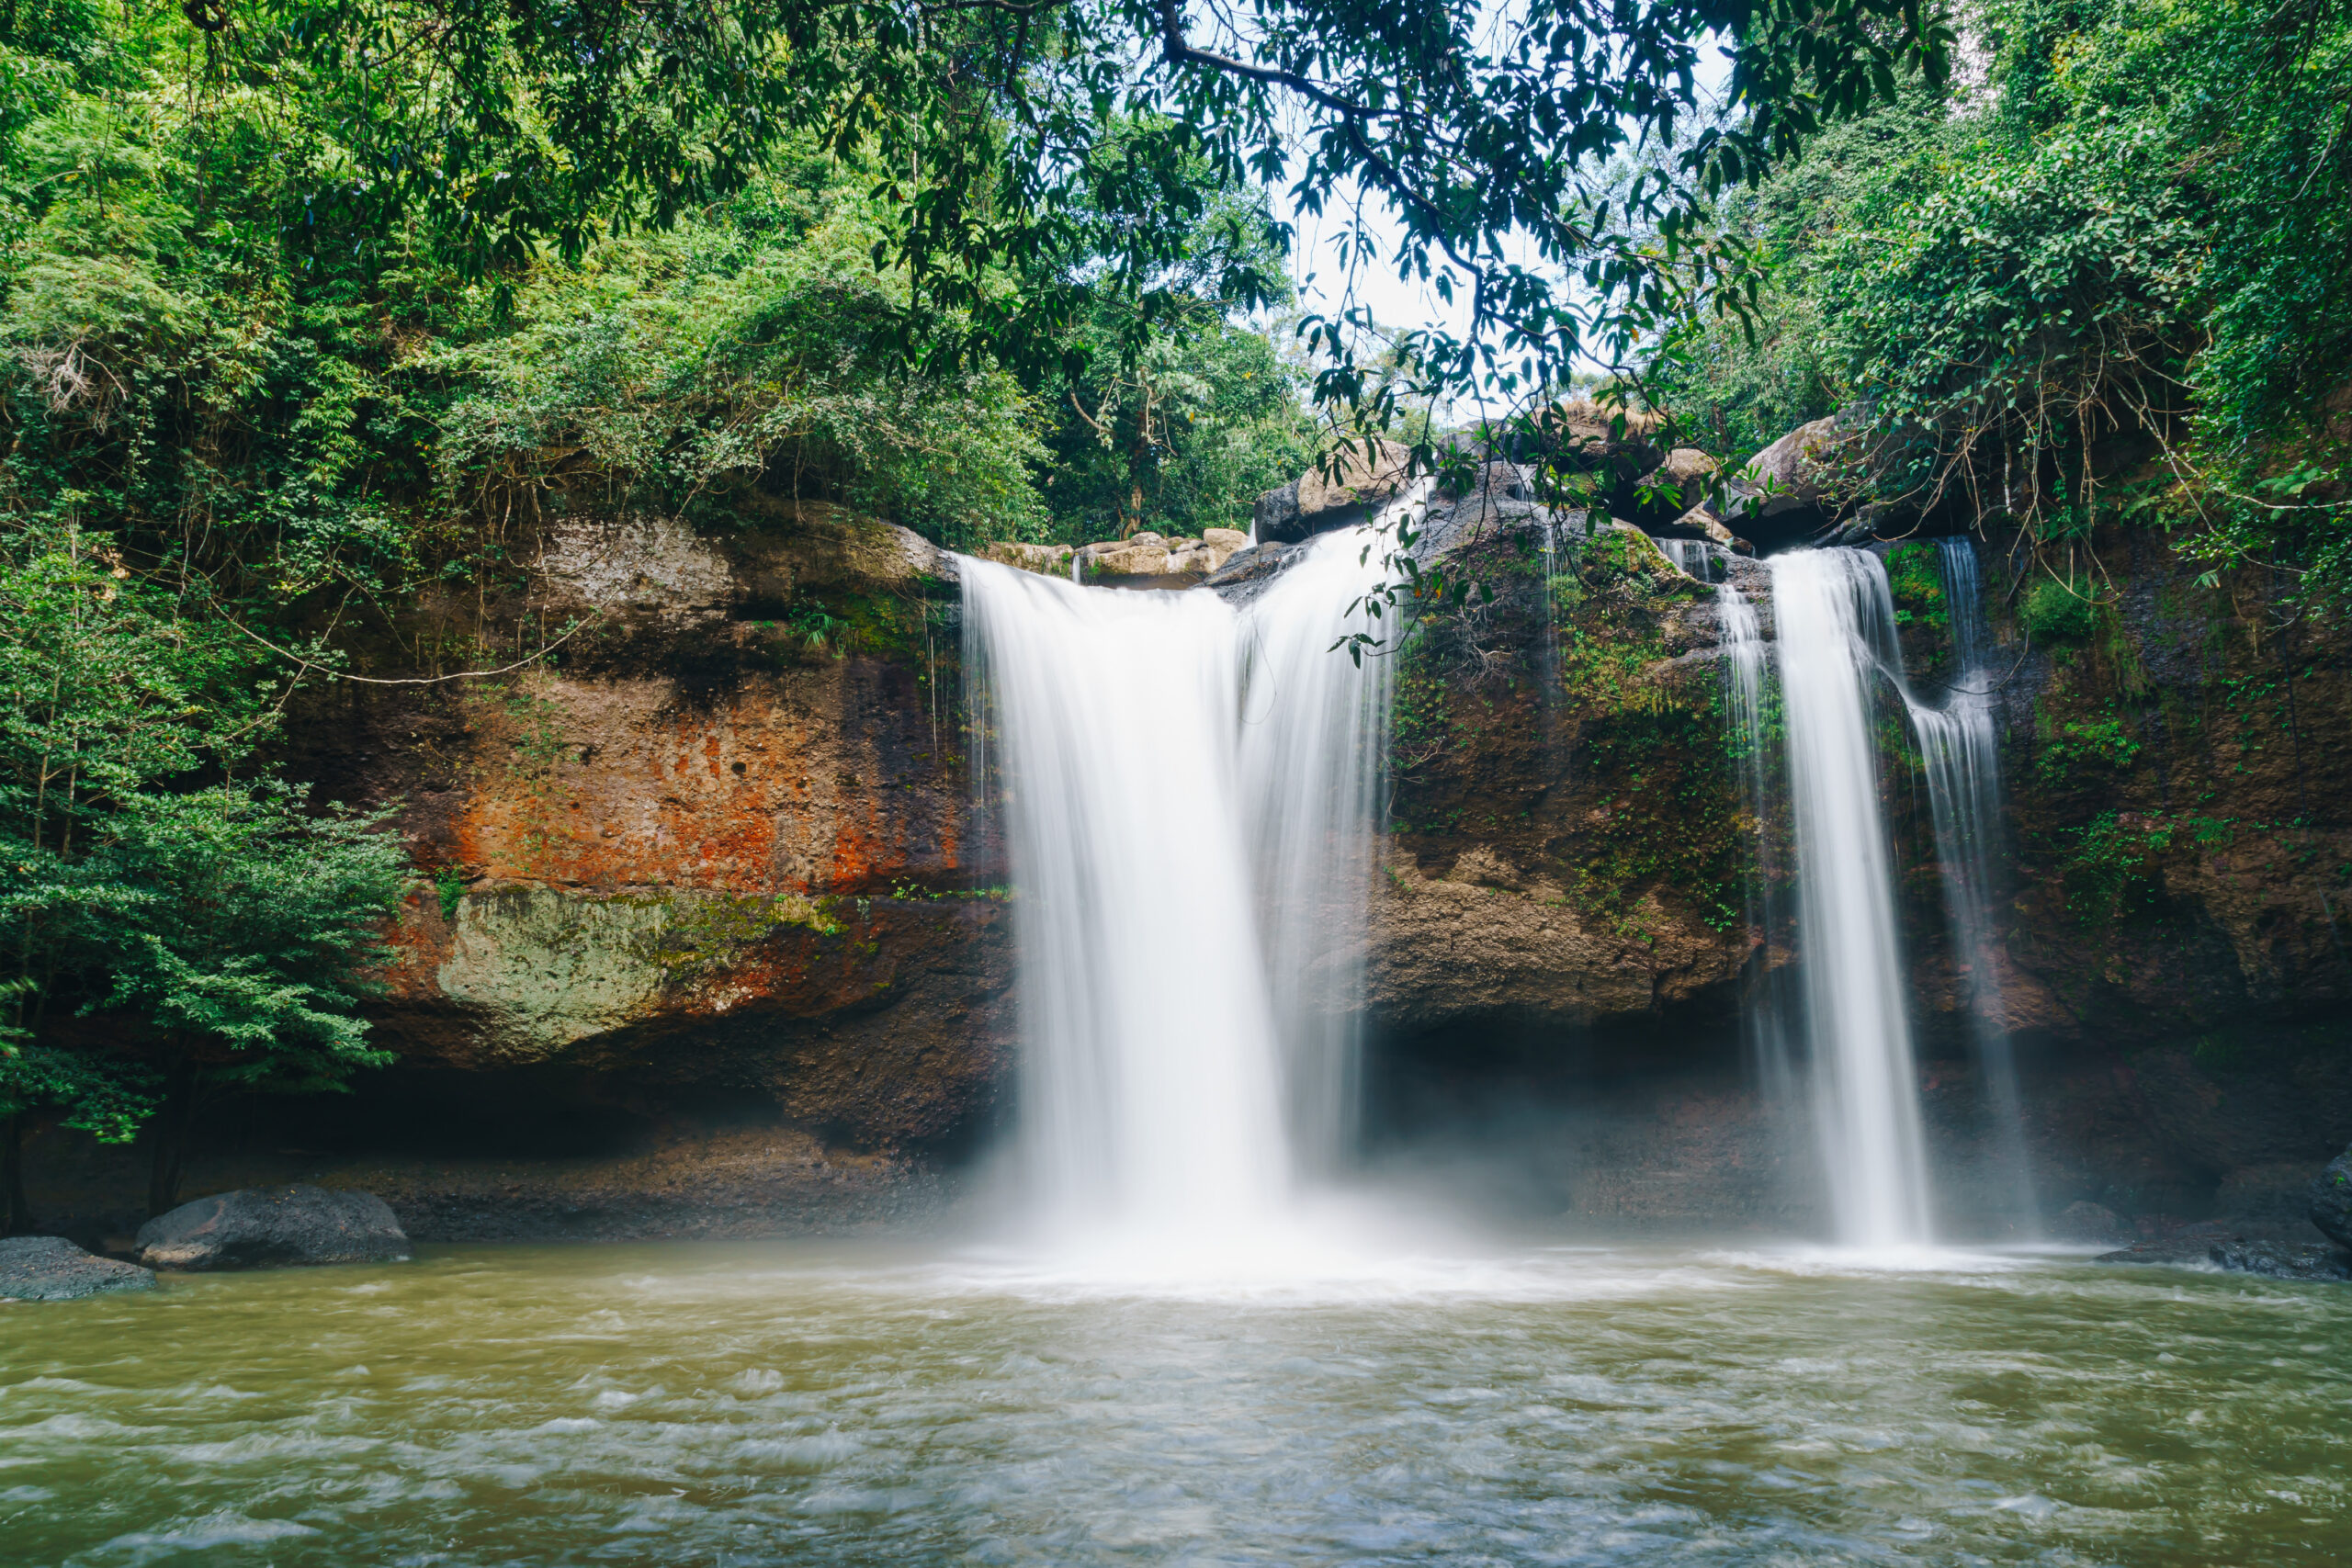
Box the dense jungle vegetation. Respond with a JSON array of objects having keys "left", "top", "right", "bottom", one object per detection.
[{"left": 1647, "top": 0, "right": 2352, "bottom": 597}]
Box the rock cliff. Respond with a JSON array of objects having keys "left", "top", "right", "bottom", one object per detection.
[{"left": 30, "top": 479, "right": 2351, "bottom": 1245}]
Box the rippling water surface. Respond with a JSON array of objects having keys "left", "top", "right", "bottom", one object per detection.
[{"left": 5, "top": 1235, "right": 2349, "bottom": 1565}]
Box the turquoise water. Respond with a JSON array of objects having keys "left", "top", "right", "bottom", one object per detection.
[{"left": 4, "top": 1238, "right": 2349, "bottom": 1565}]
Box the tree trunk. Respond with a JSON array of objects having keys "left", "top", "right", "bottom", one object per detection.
[
  {"left": 2, "top": 1114, "right": 31, "bottom": 1236},
  {"left": 146, "top": 1055, "right": 197, "bottom": 1218}
]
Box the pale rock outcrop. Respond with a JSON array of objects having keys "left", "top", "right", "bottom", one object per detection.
[
  {"left": 1365, "top": 850, "right": 1747, "bottom": 1031},
  {"left": 1254, "top": 439, "right": 1414, "bottom": 544},
  {"left": 1664, "top": 416, "right": 1862, "bottom": 549},
  {"left": 1070, "top": 530, "right": 1248, "bottom": 583},
  {"left": 1637, "top": 447, "right": 1720, "bottom": 511}
]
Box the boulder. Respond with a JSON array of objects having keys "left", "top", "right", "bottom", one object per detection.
[
  {"left": 136, "top": 1184, "right": 410, "bottom": 1272},
  {"left": 1668, "top": 504, "right": 1754, "bottom": 555},
  {"left": 1254, "top": 439, "right": 1413, "bottom": 545},
  {"left": 1072, "top": 531, "right": 1248, "bottom": 585},
  {"left": 1688, "top": 416, "right": 1864, "bottom": 549},
  {"left": 1449, "top": 460, "right": 1531, "bottom": 502},
  {"left": 0, "top": 1235, "right": 157, "bottom": 1302},
  {"left": 1636, "top": 447, "right": 1719, "bottom": 514},
  {"left": 1521, "top": 400, "right": 1665, "bottom": 473},
  {"left": 987, "top": 541, "right": 1074, "bottom": 574},
  {"left": 2210, "top": 1239, "right": 2352, "bottom": 1282},
  {"left": 2310, "top": 1145, "right": 2352, "bottom": 1249},
  {"left": 1074, "top": 539, "right": 1170, "bottom": 581},
  {"left": 1203, "top": 542, "right": 1299, "bottom": 604}
]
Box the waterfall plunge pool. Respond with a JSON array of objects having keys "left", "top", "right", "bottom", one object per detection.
[{"left": 6, "top": 1235, "right": 2350, "bottom": 1565}]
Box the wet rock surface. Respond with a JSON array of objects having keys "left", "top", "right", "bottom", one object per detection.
[
  {"left": 0, "top": 1235, "right": 156, "bottom": 1302},
  {"left": 1254, "top": 439, "right": 1413, "bottom": 543},
  {"left": 360, "top": 1129, "right": 954, "bottom": 1242},
  {"left": 137, "top": 1185, "right": 410, "bottom": 1271},
  {"left": 2208, "top": 1239, "right": 2352, "bottom": 1281},
  {"left": 2097, "top": 1221, "right": 2352, "bottom": 1282},
  {"left": 2310, "top": 1145, "right": 2352, "bottom": 1249}
]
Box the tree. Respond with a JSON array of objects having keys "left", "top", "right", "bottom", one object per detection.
[
  {"left": 1039, "top": 175, "right": 1310, "bottom": 539},
  {"left": 0, "top": 527, "right": 406, "bottom": 1222},
  {"left": 1643, "top": 0, "right": 2352, "bottom": 597},
  {"left": 0, "top": 525, "right": 266, "bottom": 1229},
  {"left": 88, "top": 784, "right": 409, "bottom": 1216},
  {"left": 35, "top": 0, "right": 1948, "bottom": 425}
]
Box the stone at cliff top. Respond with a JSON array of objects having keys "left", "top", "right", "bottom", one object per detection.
[
  {"left": 2310, "top": 1145, "right": 2352, "bottom": 1249},
  {"left": 1069, "top": 533, "right": 1244, "bottom": 583},
  {"left": 1666, "top": 416, "right": 1858, "bottom": 551},
  {"left": 137, "top": 1185, "right": 410, "bottom": 1271},
  {"left": 1637, "top": 447, "right": 1719, "bottom": 511},
  {"left": 0, "top": 1235, "right": 157, "bottom": 1301},
  {"left": 1254, "top": 439, "right": 1412, "bottom": 545},
  {"left": 990, "top": 541, "right": 1073, "bottom": 571}
]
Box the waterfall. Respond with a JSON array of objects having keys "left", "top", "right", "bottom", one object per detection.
[
  {"left": 959, "top": 527, "right": 1391, "bottom": 1244},
  {"left": 1239, "top": 531, "right": 1395, "bottom": 1175},
  {"left": 1662, "top": 539, "right": 1717, "bottom": 581},
  {"left": 1719, "top": 577, "right": 1804, "bottom": 1112},
  {"left": 1908, "top": 539, "right": 2040, "bottom": 1233},
  {"left": 1767, "top": 549, "right": 1934, "bottom": 1247}
]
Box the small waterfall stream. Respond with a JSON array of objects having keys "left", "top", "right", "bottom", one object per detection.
[
  {"left": 1908, "top": 539, "right": 2041, "bottom": 1233},
  {"left": 1719, "top": 575, "right": 1804, "bottom": 1110},
  {"left": 959, "top": 527, "right": 1391, "bottom": 1246},
  {"left": 1768, "top": 549, "right": 1935, "bottom": 1247}
]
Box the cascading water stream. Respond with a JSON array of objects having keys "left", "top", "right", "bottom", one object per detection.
[
  {"left": 958, "top": 525, "right": 1394, "bottom": 1248},
  {"left": 1909, "top": 538, "right": 2040, "bottom": 1233},
  {"left": 1718, "top": 574, "right": 1803, "bottom": 1110},
  {"left": 1239, "top": 531, "right": 1396, "bottom": 1174},
  {"left": 1768, "top": 548, "right": 1935, "bottom": 1247}
]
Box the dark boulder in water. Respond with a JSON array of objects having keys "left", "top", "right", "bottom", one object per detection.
[
  {"left": 2098, "top": 1220, "right": 2352, "bottom": 1282},
  {"left": 0, "top": 1235, "right": 157, "bottom": 1301},
  {"left": 2309, "top": 1146, "right": 2352, "bottom": 1251},
  {"left": 137, "top": 1184, "right": 409, "bottom": 1271},
  {"left": 2208, "top": 1239, "right": 2352, "bottom": 1282}
]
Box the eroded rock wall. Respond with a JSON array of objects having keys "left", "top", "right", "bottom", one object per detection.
[
  {"left": 288, "top": 506, "right": 1012, "bottom": 1153},
  {"left": 59, "top": 489, "right": 2336, "bottom": 1245}
]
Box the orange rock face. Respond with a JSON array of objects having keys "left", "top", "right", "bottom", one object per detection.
[
  {"left": 285, "top": 510, "right": 1013, "bottom": 1151},
  {"left": 432, "top": 665, "right": 965, "bottom": 897}
]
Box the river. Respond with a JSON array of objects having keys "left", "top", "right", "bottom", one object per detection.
[{"left": 6, "top": 1235, "right": 2348, "bottom": 1564}]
